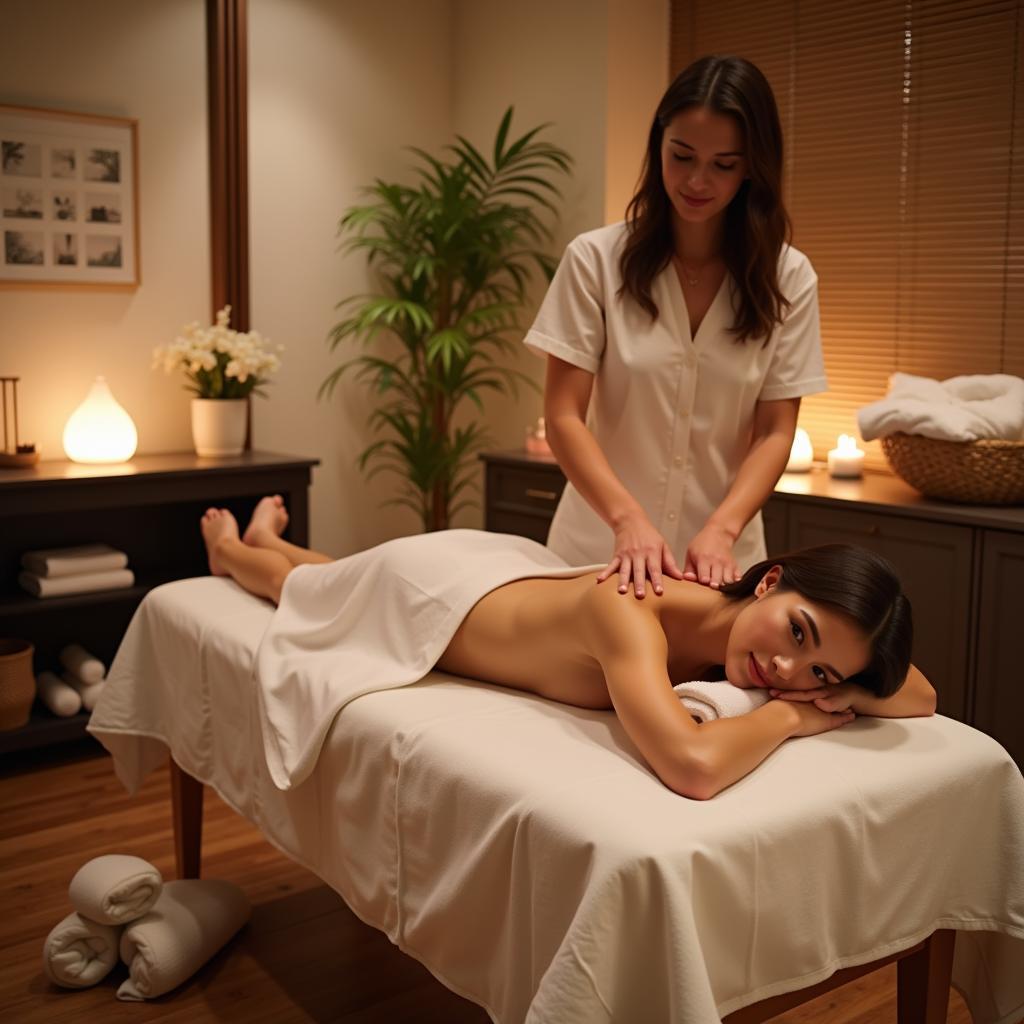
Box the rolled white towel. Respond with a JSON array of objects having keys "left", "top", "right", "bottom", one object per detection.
[
  {"left": 69, "top": 854, "right": 163, "bottom": 926},
  {"left": 36, "top": 671, "right": 82, "bottom": 718},
  {"left": 42, "top": 911, "right": 122, "bottom": 988},
  {"left": 62, "top": 673, "right": 104, "bottom": 712},
  {"left": 117, "top": 879, "right": 251, "bottom": 1000},
  {"left": 59, "top": 644, "right": 105, "bottom": 684},
  {"left": 673, "top": 679, "right": 770, "bottom": 723}
]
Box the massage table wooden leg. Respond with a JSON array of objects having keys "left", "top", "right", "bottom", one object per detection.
[
  {"left": 722, "top": 929, "right": 956, "bottom": 1023},
  {"left": 897, "top": 928, "right": 955, "bottom": 1023},
  {"left": 170, "top": 758, "right": 203, "bottom": 879}
]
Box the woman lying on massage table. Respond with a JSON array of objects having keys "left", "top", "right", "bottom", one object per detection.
[{"left": 201, "top": 496, "right": 936, "bottom": 800}]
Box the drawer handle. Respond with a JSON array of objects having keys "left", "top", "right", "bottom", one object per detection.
[{"left": 525, "top": 488, "right": 558, "bottom": 502}]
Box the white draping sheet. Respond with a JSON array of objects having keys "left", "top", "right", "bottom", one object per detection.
[
  {"left": 256, "top": 529, "right": 598, "bottom": 790},
  {"left": 88, "top": 576, "right": 1024, "bottom": 1024}
]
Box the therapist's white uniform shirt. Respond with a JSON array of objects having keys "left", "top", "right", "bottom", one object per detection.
[{"left": 524, "top": 221, "right": 827, "bottom": 570}]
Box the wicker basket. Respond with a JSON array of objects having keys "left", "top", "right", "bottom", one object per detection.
[
  {"left": 880, "top": 433, "right": 1024, "bottom": 505},
  {"left": 0, "top": 638, "right": 35, "bottom": 731}
]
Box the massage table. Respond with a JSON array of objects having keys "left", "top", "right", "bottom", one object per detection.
[{"left": 88, "top": 575, "right": 1024, "bottom": 1023}]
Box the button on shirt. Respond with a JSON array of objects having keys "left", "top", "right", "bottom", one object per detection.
[{"left": 524, "top": 222, "right": 827, "bottom": 570}]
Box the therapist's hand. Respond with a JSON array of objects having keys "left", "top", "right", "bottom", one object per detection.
[
  {"left": 682, "top": 524, "right": 741, "bottom": 589},
  {"left": 595, "top": 511, "right": 684, "bottom": 599}
]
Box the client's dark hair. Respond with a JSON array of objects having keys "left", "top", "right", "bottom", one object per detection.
[{"left": 720, "top": 544, "right": 913, "bottom": 698}]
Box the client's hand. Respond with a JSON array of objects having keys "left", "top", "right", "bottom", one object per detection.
[
  {"left": 781, "top": 697, "right": 856, "bottom": 738},
  {"left": 769, "top": 682, "right": 859, "bottom": 714}
]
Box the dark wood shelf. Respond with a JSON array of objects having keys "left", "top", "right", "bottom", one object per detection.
[
  {"left": 0, "top": 449, "right": 318, "bottom": 758},
  {"left": 0, "top": 704, "right": 94, "bottom": 755}
]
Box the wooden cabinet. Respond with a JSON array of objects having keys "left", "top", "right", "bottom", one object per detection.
[
  {"left": 481, "top": 452, "right": 565, "bottom": 544},
  {"left": 973, "top": 530, "right": 1024, "bottom": 766},
  {"left": 0, "top": 451, "right": 318, "bottom": 756},
  {"left": 480, "top": 451, "right": 1024, "bottom": 767}
]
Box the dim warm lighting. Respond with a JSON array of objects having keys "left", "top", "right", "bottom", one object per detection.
[
  {"left": 62, "top": 376, "right": 138, "bottom": 464},
  {"left": 827, "top": 434, "right": 865, "bottom": 479},
  {"left": 786, "top": 428, "right": 813, "bottom": 472}
]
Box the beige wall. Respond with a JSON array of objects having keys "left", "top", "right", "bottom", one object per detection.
[
  {"left": 247, "top": 0, "right": 455, "bottom": 555},
  {"left": 0, "top": 0, "right": 210, "bottom": 457}
]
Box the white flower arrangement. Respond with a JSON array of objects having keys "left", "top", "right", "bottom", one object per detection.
[{"left": 152, "top": 306, "right": 283, "bottom": 400}]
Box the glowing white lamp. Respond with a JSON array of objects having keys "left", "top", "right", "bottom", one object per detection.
[
  {"left": 827, "top": 433, "right": 865, "bottom": 479},
  {"left": 62, "top": 376, "right": 138, "bottom": 464},
  {"left": 785, "top": 427, "right": 813, "bottom": 472}
]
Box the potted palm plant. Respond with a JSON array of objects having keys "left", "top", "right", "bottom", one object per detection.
[{"left": 320, "top": 108, "right": 571, "bottom": 531}]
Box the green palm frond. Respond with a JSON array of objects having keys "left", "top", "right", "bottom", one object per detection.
[{"left": 323, "top": 108, "right": 572, "bottom": 531}]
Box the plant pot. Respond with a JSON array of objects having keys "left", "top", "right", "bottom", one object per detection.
[
  {"left": 190, "top": 398, "right": 248, "bottom": 457},
  {"left": 0, "top": 638, "right": 35, "bottom": 730}
]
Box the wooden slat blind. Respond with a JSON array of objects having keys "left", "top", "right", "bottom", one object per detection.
[{"left": 670, "top": 0, "right": 1023, "bottom": 468}]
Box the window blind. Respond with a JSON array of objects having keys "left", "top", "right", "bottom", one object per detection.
[{"left": 670, "top": 0, "right": 1023, "bottom": 467}]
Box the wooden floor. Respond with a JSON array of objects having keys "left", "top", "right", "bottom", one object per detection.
[{"left": 0, "top": 742, "right": 981, "bottom": 1024}]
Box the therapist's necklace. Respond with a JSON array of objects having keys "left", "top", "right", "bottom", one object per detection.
[{"left": 673, "top": 253, "right": 702, "bottom": 287}]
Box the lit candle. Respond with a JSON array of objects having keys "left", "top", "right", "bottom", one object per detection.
[
  {"left": 785, "top": 428, "right": 813, "bottom": 472},
  {"left": 827, "top": 434, "right": 865, "bottom": 478}
]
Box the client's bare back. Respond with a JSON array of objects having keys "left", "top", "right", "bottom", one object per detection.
[{"left": 437, "top": 574, "right": 616, "bottom": 710}]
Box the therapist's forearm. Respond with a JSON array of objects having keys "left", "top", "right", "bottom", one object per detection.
[
  {"left": 705, "top": 431, "right": 792, "bottom": 539},
  {"left": 545, "top": 414, "right": 645, "bottom": 528}
]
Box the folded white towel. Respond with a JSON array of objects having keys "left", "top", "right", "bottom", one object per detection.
[
  {"left": 21, "top": 543, "right": 129, "bottom": 578},
  {"left": 858, "top": 372, "right": 1024, "bottom": 442},
  {"left": 59, "top": 644, "right": 105, "bottom": 684},
  {"left": 63, "top": 674, "right": 104, "bottom": 711},
  {"left": 674, "top": 679, "right": 770, "bottom": 722},
  {"left": 117, "top": 879, "right": 251, "bottom": 1001},
  {"left": 42, "top": 911, "right": 121, "bottom": 988},
  {"left": 69, "top": 854, "right": 163, "bottom": 926},
  {"left": 36, "top": 671, "right": 82, "bottom": 718},
  {"left": 19, "top": 568, "right": 135, "bottom": 599}
]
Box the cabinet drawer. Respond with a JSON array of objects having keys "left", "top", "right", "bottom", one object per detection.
[
  {"left": 490, "top": 463, "right": 565, "bottom": 511},
  {"left": 788, "top": 504, "right": 972, "bottom": 721}
]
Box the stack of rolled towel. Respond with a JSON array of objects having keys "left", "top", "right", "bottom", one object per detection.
[
  {"left": 36, "top": 644, "right": 108, "bottom": 717},
  {"left": 18, "top": 543, "right": 134, "bottom": 599},
  {"left": 42, "top": 854, "right": 251, "bottom": 1001}
]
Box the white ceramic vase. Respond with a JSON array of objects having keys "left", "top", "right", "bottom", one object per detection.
[{"left": 190, "top": 398, "right": 247, "bottom": 457}]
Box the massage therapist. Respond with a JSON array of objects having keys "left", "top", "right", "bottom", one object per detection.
[{"left": 525, "top": 55, "right": 826, "bottom": 597}]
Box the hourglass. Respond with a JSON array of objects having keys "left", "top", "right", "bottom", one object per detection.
[{"left": 0, "top": 376, "right": 39, "bottom": 468}]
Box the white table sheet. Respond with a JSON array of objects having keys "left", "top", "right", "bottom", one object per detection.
[{"left": 89, "top": 577, "right": 1024, "bottom": 1024}]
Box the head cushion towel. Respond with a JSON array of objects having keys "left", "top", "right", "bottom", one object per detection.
[
  {"left": 42, "top": 911, "right": 121, "bottom": 988},
  {"left": 116, "top": 879, "right": 251, "bottom": 1000},
  {"left": 68, "top": 854, "right": 163, "bottom": 925}
]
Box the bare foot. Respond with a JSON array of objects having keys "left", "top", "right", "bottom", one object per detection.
[
  {"left": 200, "top": 507, "right": 240, "bottom": 576},
  {"left": 243, "top": 494, "right": 289, "bottom": 547}
]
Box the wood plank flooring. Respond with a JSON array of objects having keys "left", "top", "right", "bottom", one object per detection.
[{"left": 0, "top": 742, "right": 981, "bottom": 1023}]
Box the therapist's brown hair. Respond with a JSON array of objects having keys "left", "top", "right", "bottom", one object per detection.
[
  {"left": 620, "top": 55, "right": 791, "bottom": 343},
  {"left": 720, "top": 544, "right": 913, "bottom": 699}
]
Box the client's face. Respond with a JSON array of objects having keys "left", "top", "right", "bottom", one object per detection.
[{"left": 725, "top": 571, "right": 871, "bottom": 692}]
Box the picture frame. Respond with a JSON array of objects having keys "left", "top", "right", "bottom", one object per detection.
[{"left": 0, "top": 104, "right": 139, "bottom": 287}]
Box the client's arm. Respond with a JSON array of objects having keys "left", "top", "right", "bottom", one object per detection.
[
  {"left": 583, "top": 589, "right": 853, "bottom": 799},
  {"left": 770, "top": 664, "right": 937, "bottom": 719}
]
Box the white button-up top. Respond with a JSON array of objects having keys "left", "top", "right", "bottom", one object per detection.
[{"left": 524, "top": 222, "right": 827, "bottom": 570}]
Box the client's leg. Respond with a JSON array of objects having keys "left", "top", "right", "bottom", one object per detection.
[
  {"left": 200, "top": 508, "right": 292, "bottom": 604},
  {"left": 242, "top": 495, "right": 332, "bottom": 566}
]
